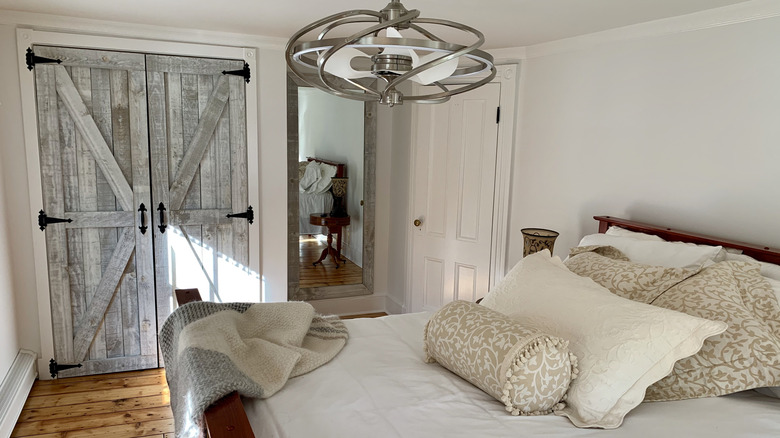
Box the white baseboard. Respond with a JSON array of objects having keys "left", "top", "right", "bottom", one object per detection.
[
  {"left": 0, "top": 350, "right": 38, "bottom": 437},
  {"left": 308, "top": 294, "right": 388, "bottom": 317},
  {"left": 385, "top": 295, "right": 404, "bottom": 315}
]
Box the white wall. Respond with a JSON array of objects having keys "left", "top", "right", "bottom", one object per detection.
[
  {"left": 298, "top": 88, "right": 364, "bottom": 265},
  {"left": 0, "top": 24, "right": 28, "bottom": 372},
  {"left": 0, "top": 158, "right": 20, "bottom": 383},
  {"left": 507, "top": 16, "right": 780, "bottom": 267}
]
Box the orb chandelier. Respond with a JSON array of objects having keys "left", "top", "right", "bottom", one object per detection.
[{"left": 285, "top": 0, "right": 496, "bottom": 106}]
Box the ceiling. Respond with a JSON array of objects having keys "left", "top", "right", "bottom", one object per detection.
[{"left": 0, "top": 0, "right": 753, "bottom": 49}]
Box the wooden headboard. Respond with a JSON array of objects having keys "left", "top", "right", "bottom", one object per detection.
[
  {"left": 594, "top": 216, "right": 780, "bottom": 266},
  {"left": 307, "top": 157, "right": 346, "bottom": 178}
]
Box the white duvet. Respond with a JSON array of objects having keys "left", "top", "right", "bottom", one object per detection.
[{"left": 243, "top": 312, "right": 780, "bottom": 438}]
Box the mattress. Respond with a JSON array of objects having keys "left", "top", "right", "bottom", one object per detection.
[{"left": 243, "top": 312, "right": 780, "bottom": 438}]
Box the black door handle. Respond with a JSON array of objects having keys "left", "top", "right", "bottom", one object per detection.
[
  {"left": 226, "top": 205, "right": 254, "bottom": 224},
  {"left": 138, "top": 203, "right": 148, "bottom": 234},
  {"left": 157, "top": 203, "right": 167, "bottom": 233}
]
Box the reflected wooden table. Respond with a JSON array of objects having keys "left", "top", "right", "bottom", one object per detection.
[{"left": 309, "top": 213, "right": 351, "bottom": 268}]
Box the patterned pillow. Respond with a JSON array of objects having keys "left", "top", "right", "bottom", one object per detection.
[
  {"left": 565, "top": 246, "right": 700, "bottom": 303},
  {"left": 644, "top": 261, "right": 780, "bottom": 401},
  {"left": 424, "top": 300, "right": 578, "bottom": 416},
  {"left": 480, "top": 251, "right": 727, "bottom": 429}
]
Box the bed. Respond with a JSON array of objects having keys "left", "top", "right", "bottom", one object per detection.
[
  {"left": 174, "top": 215, "right": 780, "bottom": 438},
  {"left": 298, "top": 157, "right": 345, "bottom": 234}
]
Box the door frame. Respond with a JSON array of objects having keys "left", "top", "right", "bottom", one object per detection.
[
  {"left": 17, "top": 29, "right": 260, "bottom": 378},
  {"left": 403, "top": 63, "right": 518, "bottom": 313}
]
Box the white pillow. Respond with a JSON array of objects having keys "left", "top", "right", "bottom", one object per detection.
[
  {"left": 480, "top": 251, "right": 727, "bottom": 429},
  {"left": 577, "top": 233, "right": 723, "bottom": 268},
  {"left": 605, "top": 226, "right": 665, "bottom": 241},
  {"left": 299, "top": 161, "right": 321, "bottom": 192},
  {"left": 306, "top": 163, "right": 338, "bottom": 194},
  {"left": 725, "top": 253, "right": 780, "bottom": 281}
]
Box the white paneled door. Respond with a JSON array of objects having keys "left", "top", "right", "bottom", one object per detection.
[
  {"left": 33, "top": 46, "right": 251, "bottom": 377},
  {"left": 410, "top": 83, "right": 501, "bottom": 312}
]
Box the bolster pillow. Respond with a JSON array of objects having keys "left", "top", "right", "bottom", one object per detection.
[{"left": 424, "top": 300, "right": 578, "bottom": 415}]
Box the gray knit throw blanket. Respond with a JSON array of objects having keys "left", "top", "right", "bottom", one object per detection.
[{"left": 160, "top": 301, "right": 349, "bottom": 438}]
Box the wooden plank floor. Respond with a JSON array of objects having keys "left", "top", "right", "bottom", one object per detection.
[
  {"left": 12, "top": 368, "right": 173, "bottom": 438},
  {"left": 299, "top": 235, "right": 363, "bottom": 288}
]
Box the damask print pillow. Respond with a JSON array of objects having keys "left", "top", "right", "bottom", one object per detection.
[
  {"left": 424, "top": 300, "right": 578, "bottom": 416},
  {"left": 480, "top": 250, "right": 727, "bottom": 429},
  {"left": 565, "top": 246, "right": 700, "bottom": 303},
  {"left": 644, "top": 261, "right": 780, "bottom": 401}
]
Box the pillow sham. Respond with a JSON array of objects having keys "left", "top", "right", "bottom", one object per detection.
[
  {"left": 479, "top": 251, "right": 727, "bottom": 429},
  {"left": 725, "top": 252, "right": 780, "bottom": 281},
  {"left": 306, "top": 162, "right": 338, "bottom": 194},
  {"left": 643, "top": 261, "right": 780, "bottom": 401},
  {"left": 605, "top": 226, "right": 665, "bottom": 241},
  {"left": 424, "top": 300, "right": 577, "bottom": 416},
  {"left": 564, "top": 246, "right": 700, "bottom": 303},
  {"left": 577, "top": 233, "right": 723, "bottom": 268},
  {"left": 299, "top": 161, "right": 320, "bottom": 192}
]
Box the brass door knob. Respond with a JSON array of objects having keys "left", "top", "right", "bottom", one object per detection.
[{"left": 413, "top": 218, "right": 422, "bottom": 227}]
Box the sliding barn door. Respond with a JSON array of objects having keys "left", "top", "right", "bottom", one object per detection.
[
  {"left": 145, "top": 54, "right": 252, "bottom": 329},
  {"left": 34, "top": 46, "right": 157, "bottom": 376}
]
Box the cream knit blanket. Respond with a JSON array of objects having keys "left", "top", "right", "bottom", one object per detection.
[{"left": 160, "top": 301, "right": 349, "bottom": 438}]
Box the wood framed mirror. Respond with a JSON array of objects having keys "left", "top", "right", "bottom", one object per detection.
[{"left": 287, "top": 74, "right": 377, "bottom": 300}]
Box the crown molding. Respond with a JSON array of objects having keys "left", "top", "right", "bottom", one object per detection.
[
  {"left": 0, "top": 9, "right": 287, "bottom": 50},
  {"left": 496, "top": 0, "right": 780, "bottom": 59}
]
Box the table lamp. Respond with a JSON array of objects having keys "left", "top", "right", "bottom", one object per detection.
[
  {"left": 521, "top": 228, "right": 559, "bottom": 257},
  {"left": 330, "top": 177, "right": 348, "bottom": 217}
]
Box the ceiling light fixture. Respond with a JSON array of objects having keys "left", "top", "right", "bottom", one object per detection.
[{"left": 285, "top": 0, "right": 496, "bottom": 106}]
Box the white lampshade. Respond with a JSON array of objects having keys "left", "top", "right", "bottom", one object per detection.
[
  {"left": 320, "top": 47, "right": 372, "bottom": 79},
  {"left": 411, "top": 52, "right": 459, "bottom": 85}
]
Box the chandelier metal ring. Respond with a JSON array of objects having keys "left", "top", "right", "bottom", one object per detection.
[{"left": 285, "top": 0, "right": 496, "bottom": 106}]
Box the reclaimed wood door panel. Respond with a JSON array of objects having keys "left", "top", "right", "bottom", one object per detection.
[
  {"left": 146, "top": 54, "right": 252, "bottom": 332},
  {"left": 33, "top": 46, "right": 157, "bottom": 376}
]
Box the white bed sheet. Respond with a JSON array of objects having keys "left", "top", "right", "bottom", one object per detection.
[
  {"left": 299, "top": 192, "right": 333, "bottom": 235},
  {"left": 243, "top": 312, "right": 780, "bottom": 438}
]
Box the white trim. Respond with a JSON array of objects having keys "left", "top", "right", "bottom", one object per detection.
[
  {"left": 385, "top": 294, "right": 404, "bottom": 315},
  {"left": 17, "top": 29, "right": 261, "bottom": 378},
  {"left": 0, "top": 10, "right": 286, "bottom": 50},
  {"left": 0, "top": 350, "right": 37, "bottom": 437},
  {"left": 498, "top": 0, "right": 780, "bottom": 60},
  {"left": 308, "top": 294, "right": 389, "bottom": 317},
  {"left": 403, "top": 64, "right": 518, "bottom": 312}
]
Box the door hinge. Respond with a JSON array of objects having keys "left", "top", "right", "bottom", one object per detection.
[
  {"left": 496, "top": 107, "right": 501, "bottom": 124},
  {"left": 222, "top": 62, "right": 251, "bottom": 83},
  {"left": 26, "top": 48, "right": 62, "bottom": 71},
  {"left": 38, "top": 210, "right": 72, "bottom": 231},
  {"left": 227, "top": 205, "right": 254, "bottom": 224},
  {"left": 49, "top": 358, "right": 82, "bottom": 378}
]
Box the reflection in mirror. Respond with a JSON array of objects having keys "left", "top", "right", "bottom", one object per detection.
[
  {"left": 287, "top": 74, "right": 376, "bottom": 301},
  {"left": 298, "top": 89, "right": 364, "bottom": 287}
]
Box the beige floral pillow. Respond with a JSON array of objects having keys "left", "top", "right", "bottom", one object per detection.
[
  {"left": 424, "top": 300, "right": 578, "bottom": 416},
  {"left": 565, "top": 246, "right": 700, "bottom": 303},
  {"left": 644, "top": 261, "right": 780, "bottom": 401}
]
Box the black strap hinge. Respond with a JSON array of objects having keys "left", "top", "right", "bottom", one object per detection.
[
  {"left": 227, "top": 205, "right": 254, "bottom": 224},
  {"left": 38, "top": 210, "right": 72, "bottom": 231},
  {"left": 26, "top": 48, "right": 62, "bottom": 71},
  {"left": 222, "top": 62, "right": 251, "bottom": 83},
  {"left": 49, "top": 358, "right": 82, "bottom": 378}
]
